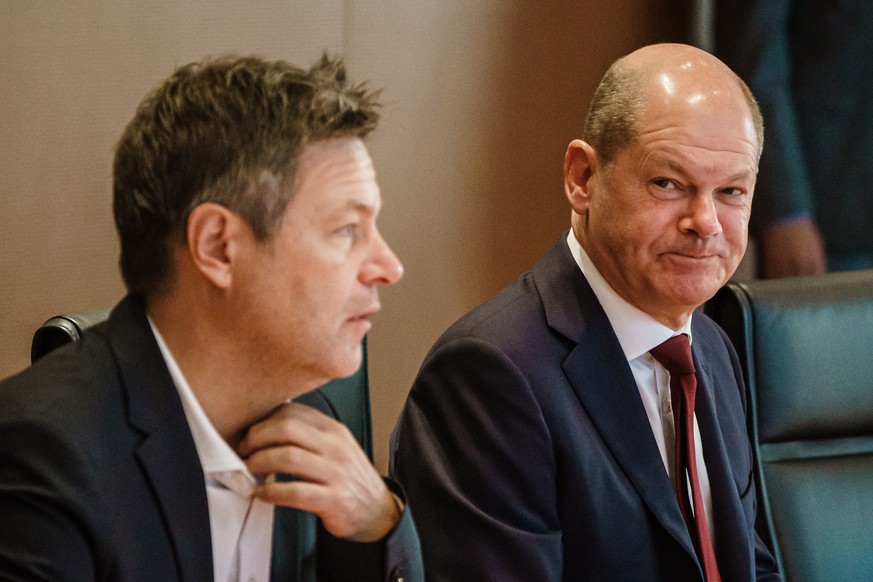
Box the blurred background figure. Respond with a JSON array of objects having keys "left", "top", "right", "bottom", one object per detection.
[{"left": 715, "top": 0, "right": 873, "bottom": 278}]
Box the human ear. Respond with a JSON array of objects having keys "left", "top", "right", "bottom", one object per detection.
[
  {"left": 186, "top": 203, "right": 246, "bottom": 289},
  {"left": 563, "top": 139, "right": 598, "bottom": 215}
]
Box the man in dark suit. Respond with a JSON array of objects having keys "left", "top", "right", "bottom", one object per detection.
[
  {"left": 391, "top": 44, "right": 780, "bottom": 581},
  {"left": 715, "top": 0, "right": 873, "bottom": 278},
  {"left": 0, "top": 55, "right": 422, "bottom": 582}
]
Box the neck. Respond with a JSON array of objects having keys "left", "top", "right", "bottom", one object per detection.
[{"left": 147, "top": 293, "right": 271, "bottom": 447}]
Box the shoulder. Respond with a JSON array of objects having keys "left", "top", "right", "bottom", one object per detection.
[
  {"left": 0, "top": 327, "right": 122, "bottom": 512},
  {"left": 0, "top": 296, "right": 158, "bottom": 456},
  {"left": 0, "top": 330, "right": 132, "bottom": 492},
  {"left": 433, "top": 236, "right": 585, "bottom": 357},
  {"left": 692, "top": 310, "right": 741, "bottom": 372},
  {"left": 442, "top": 272, "right": 541, "bottom": 342},
  {"left": 692, "top": 310, "right": 735, "bottom": 355},
  {"left": 1, "top": 324, "right": 115, "bottom": 416}
]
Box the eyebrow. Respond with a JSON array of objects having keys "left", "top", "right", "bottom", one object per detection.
[
  {"left": 652, "top": 156, "right": 753, "bottom": 183},
  {"left": 336, "top": 199, "right": 379, "bottom": 216}
]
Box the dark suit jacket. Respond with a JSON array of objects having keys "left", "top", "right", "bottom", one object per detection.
[
  {"left": 0, "top": 294, "right": 422, "bottom": 582},
  {"left": 390, "top": 235, "right": 780, "bottom": 581}
]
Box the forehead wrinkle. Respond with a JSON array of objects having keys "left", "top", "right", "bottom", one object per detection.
[
  {"left": 646, "top": 152, "right": 756, "bottom": 184},
  {"left": 640, "top": 125, "right": 758, "bottom": 153}
]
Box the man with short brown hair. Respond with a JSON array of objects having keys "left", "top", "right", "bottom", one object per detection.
[{"left": 0, "top": 54, "right": 422, "bottom": 582}]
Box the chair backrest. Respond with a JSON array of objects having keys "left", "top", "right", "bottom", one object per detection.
[
  {"left": 31, "top": 310, "right": 373, "bottom": 460},
  {"left": 706, "top": 270, "right": 873, "bottom": 582}
]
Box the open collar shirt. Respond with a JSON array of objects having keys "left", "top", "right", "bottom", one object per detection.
[{"left": 149, "top": 318, "right": 274, "bottom": 582}]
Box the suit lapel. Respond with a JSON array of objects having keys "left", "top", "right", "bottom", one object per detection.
[
  {"left": 534, "top": 235, "right": 697, "bottom": 559},
  {"left": 107, "top": 296, "right": 214, "bottom": 582},
  {"left": 693, "top": 341, "right": 752, "bottom": 581}
]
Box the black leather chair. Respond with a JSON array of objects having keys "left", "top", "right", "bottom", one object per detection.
[
  {"left": 706, "top": 270, "right": 873, "bottom": 581},
  {"left": 31, "top": 310, "right": 373, "bottom": 460}
]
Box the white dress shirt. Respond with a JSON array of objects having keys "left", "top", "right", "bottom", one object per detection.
[
  {"left": 149, "top": 318, "right": 274, "bottom": 582},
  {"left": 566, "top": 232, "right": 715, "bottom": 536}
]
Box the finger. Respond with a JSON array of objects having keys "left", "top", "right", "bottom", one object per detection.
[
  {"left": 253, "top": 478, "right": 326, "bottom": 512},
  {"left": 240, "top": 403, "right": 348, "bottom": 457},
  {"left": 275, "top": 402, "right": 342, "bottom": 431},
  {"left": 245, "top": 443, "right": 338, "bottom": 484},
  {"left": 242, "top": 416, "right": 359, "bottom": 463},
  {"left": 253, "top": 475, "right": 400, "bottom": 541},
  {"left": 253, "top": 479, "right": 365, "bottom": 539},
  {"left": 239, "top": 417, "right": 321, "bottom": 458}
]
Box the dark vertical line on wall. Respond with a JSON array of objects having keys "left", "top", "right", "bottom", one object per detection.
[{"left": 689, "top": 0, "right": 714, "bottom": 51}]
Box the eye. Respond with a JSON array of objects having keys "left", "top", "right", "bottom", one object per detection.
[
  {"left": 650, "top": 177, "right": 687, "bottom": 200},
  {"left": 717, "top": 186, "right": 750, "bottom": 206},
  {"left": 336, "top": 224, "right": 358, "bottom": 238},
  {"left": 653, "top": 178, "right": 679, "bottom": 190}
]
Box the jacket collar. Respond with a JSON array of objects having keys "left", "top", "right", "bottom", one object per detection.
[
  {"left": 106, "top": 294, "right": 214, "bottom": 582},
  {"left": 534, "top": 235, "right": 754, "bottom": 577},
  {"left": 533, "top": 235, "right": 701, "bottom": 564}
]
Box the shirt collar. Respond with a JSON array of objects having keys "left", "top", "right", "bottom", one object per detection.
[
  {"left": 565, "top": 230, "right": 692, "bottom": 361},
  {"left": 147, "top": 316, "right": 255, "bottom": 490}
]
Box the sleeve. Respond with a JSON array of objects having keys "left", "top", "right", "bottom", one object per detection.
[
  {"left": 389, "top": 337, "right": 563, "bottom": 581},
  {"left": 315, "top": 479, "right": 423, "bottom": 582},
  {"left": 715, "top": 0, "right": 816, "bottom": 230},
  {"left": 381, "top": 480, "right": 425, "bottom": 582},
  {"left": 0, "top": 419, "right": 101, "bottom": 581}
]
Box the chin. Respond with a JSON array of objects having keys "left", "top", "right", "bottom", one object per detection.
[
  {"left": 660, "top": 286, "right": 716, "bottom": 315},
  {"left": 674, "top": 270, "right": 725, "bottom": 297},
  {"left": 330, "top": 344, "right": 364, "bottom": 380},
  {"left": 682, "top": 292, "right": 718, "bottom": 313}
]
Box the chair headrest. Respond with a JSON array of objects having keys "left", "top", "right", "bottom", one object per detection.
[
  {"left": 717, "top": 271, "right": 873, "bottom": 443},
  {"left": 31, "top": 310, "right": 110, "bottom": 363}
]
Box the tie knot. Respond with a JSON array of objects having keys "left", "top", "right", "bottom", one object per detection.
[{"left": 650, "top": 334, "right": 695, "bottom": 375}]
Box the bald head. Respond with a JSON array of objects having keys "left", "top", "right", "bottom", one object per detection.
[{"left": 583, "top": 43, "right": 763, "bottom": 164}]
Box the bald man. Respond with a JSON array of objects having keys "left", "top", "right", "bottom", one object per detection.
[{"left": 390, "top": 44, "right": 781, "bottom": 581}]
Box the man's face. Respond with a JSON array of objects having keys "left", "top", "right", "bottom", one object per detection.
[
  {"left": 581, "top": 90, "right": 758, "bottom": 328},
  {"left": 235, "top": 138, "right": 402, "bottom": 390}
]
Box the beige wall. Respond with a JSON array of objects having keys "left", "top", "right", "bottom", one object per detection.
[{"left": 0, "top": 1, "right": 686, "bottom": 470}]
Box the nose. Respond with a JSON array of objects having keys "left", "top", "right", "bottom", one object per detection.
[
  {"left": 360, "top": 230, "right": 404, "bottom": 286},
  {"left": 680, "top": 192, "right": 723, "bottom": 238}
]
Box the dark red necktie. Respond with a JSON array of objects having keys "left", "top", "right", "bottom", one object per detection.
[{"left": 650, "top": 334, "right": 721, "bottom": 582}]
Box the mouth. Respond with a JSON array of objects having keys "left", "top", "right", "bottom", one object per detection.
[
  {"left": 347, "top": 304, "right": 380, "bottom": 327},
  {"left": 662, "top": 252, "right": 720, "bottom": 265}
]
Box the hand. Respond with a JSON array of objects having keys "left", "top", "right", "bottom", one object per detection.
[
  {"left": 758, "top": 217, "right": 827, "bottom": 278},
  {"left": 239, "top": 402, "right": 401, "bottom": 542}
]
